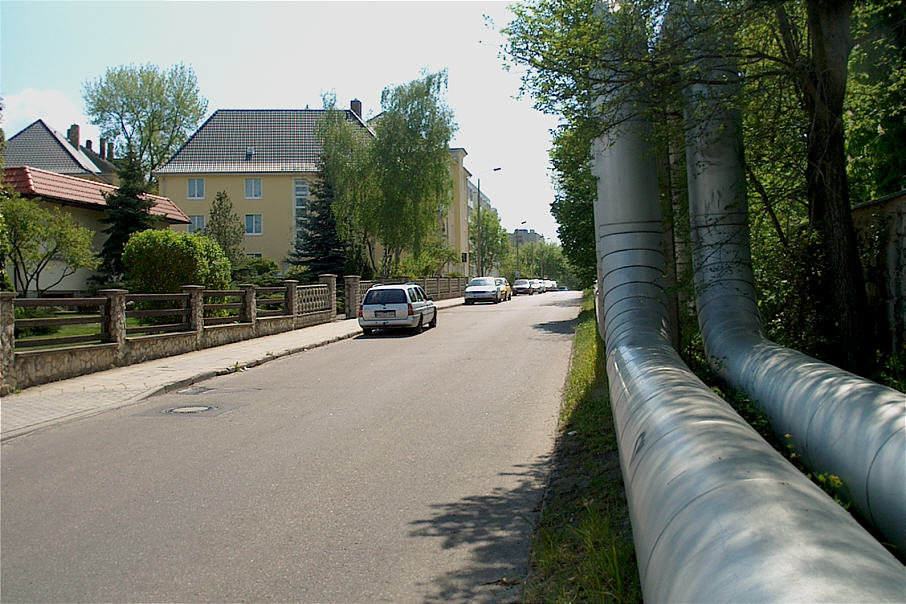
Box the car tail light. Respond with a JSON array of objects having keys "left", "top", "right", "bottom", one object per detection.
[
  {"left": 407, "top": 303, "right": 414, "bottom": 316},
  {"left": 358, "top": 304, "right": 363, "bottom": 318}
]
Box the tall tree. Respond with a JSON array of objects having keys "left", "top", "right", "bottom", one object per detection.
[
  {"left": 204, "top": 190, "right": 245, "bottom": 269},
  {"left": 323, "top": 74, "right": 456, "bottom": 279},
  {"left": 287, "top": 160, "right": 346, "bottom": 281},
  {"left": 469, "top": 207, "right": 508, "bottom": 276},
  {"left": 83, "top": 62, "right": 208, "bottom": 187},
  {"left": 98, "top": 151, "right": 156, "bottom": 282},
  {"left": 369, "top": 72, "right": 456, "bottom": 278}
]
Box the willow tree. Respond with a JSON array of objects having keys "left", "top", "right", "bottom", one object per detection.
[{"left": 323, "top": 73, "right": 455, "bottom": 280}]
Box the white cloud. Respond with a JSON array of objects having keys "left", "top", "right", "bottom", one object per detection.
[{"left": 1, "top": 88, "right": 100, "bottom": 144}]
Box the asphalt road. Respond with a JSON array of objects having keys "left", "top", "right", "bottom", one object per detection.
[{"left": 1, "top": 290, "right": 582, "bottom": 603}]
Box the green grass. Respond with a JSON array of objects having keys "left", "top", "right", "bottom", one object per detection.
[{"left": 522, "top": 290, "right": 641, "bottom": 603}]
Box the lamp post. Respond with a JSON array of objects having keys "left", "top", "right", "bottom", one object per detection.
[
  {"left": 515, "top": 220, "right": 526, "bottom": 278},
  {"left": 475, "top": 167, "right": 501, "bottom": 277}
]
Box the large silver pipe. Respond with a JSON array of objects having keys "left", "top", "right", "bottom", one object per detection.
[
  {"left": 593, "top": 77, "right": 904, "bottom": 601},
  {"left": 682, "top": 33, "right": 906, "bottom": 551}
]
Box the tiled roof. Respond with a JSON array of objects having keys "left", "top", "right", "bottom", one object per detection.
[
  {"left": 5, "top": 119, "right": 106, "bottom": 177},
  {"left": 156, "top": 109, "right": 373, "bottom": 174},
  {"left": 3, "top": 165, "right": 190, "bottom": 224}
]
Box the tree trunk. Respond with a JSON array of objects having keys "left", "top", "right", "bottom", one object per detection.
[{"left": 802, "top": 0, "right": 871, "bottom": 373}]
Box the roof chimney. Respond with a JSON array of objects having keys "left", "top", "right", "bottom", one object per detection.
[
  {"left": 107, "top": 142, "right": 114, "bottom": 161},
  {"left": 67, "top": 124, "right": 80, "bottom": 148},
  {"left": 350, "top": 99, "right": 362, "bottom": 118},
  {"left": 100, "top": 138, "right": 106, "bottom": 158},
  {"left": 86, "top": 140, "right": 93, "bottom": 151}
]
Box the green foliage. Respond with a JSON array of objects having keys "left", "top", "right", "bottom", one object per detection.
[
  {"left": 398, "top": 237, "right": 459, "bottom": 277},
  {"left": 204, "top": 190, "right": 245, "bottom": 267},
  {"left": 82, "top": 62, "right": 208, "bottom": 186},
  {"left": 549, "top": 120, "right": 598, "bottom": 288},
  {"left": 122, "top": 229, "right": 230, "bottom": 293},
  {"left": 468, "top": 207, "right": 508, "bottom": 276},
  {"left": 319, "top": 94, "right": 378, "bottom": 276},
  {"left": 287, "top": 167, "right": 346, "bottom": 281},
  {"left": 322, "top": 73, "right": 456, "bottom": 279},
  {"left": 231, "top": 257, "right": 283, "bottom": 287},
  {"left": 845, "top": 1, "right": 906, "bottom": 201},
  {"left": 99, "top": 151, "right": 157, "bottom": 282},
  {"left": 1, "top": 195, "right": 98, "bottom": 296}
]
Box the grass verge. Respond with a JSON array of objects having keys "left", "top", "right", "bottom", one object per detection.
[{"left": 522, "top": 290, "right": 641, "bottom": 603}]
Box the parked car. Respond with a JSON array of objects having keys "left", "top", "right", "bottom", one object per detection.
[
  {"left": 513, "top": 279, "right": 533, "bottom": 295},
  {"left": 358, "top": 283, "right": 437, "bottom": 335},
  {"left": 464, "top": 277, "right": 500, "bottom": 304},
  {"left": 495, "top": 277, "right": 512, "bottom": 301},
  {"left": 530, "top": 279, "right": 544, "bottom": 293}
]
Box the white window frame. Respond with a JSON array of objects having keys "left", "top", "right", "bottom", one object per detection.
[
  {"left": 187, "top": 178, "right": 204, "bottom": 199},
  {"left": 245, "top": 214, "right": 263, "bottom": 236},
  {"left": 187, "top": 215, "right": 205, "bottom": 233},
  {"left": 245, "top": 178, "right": 262, "bottom": 199},
  {"left": 294, "top": 179, "right": 309, "bottom": 243}
]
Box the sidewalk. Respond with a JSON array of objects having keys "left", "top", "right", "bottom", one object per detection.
[{"left": 1, "top": 298, "right": 463, "bottom": 441}]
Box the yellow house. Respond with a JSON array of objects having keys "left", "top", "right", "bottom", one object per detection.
[{"left": 155, "top": 106, "right": 373, "bottom": 269}]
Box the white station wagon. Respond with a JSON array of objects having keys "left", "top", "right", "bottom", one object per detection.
[{"left": 358, "top": 284, "right": 437, "bottom": 335}]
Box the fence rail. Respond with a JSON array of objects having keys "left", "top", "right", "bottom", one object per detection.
[
  {"left": 12, "top": 296, "right": 108, "bottom": 349},
  {"left": 126, "top": 292, "right": 191, "bottom": 337}
]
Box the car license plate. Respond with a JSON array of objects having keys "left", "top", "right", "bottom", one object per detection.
[{"left": 375, "top": 310, "right": 395, "bottom": 318}]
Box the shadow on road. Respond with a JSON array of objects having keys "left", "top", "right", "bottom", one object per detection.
[
  {"left": 408, "top": 456, "right": 551, "bottom": 602},
  {"left": 531, "top": 318, "right": 579, "bottom": 336}
]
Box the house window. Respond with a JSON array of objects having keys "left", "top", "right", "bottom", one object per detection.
[
  {"left": 294, "top": 179, "right": 309, "bottom": 243},
  {"left": 245, "top": 214, "right": 263, "bottom": 236},
  {"left": 187, "top": 215, "right": 205, "bottom": 233},
  {"left": 187, "top": 178, "right": 204, "bottom": 199},
  {"left": 245, "top": 178, "right": 262, "bottom": 199}
]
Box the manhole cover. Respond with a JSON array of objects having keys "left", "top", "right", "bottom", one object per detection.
[{"left": 165, "top": 405, "right": 215, "bottom": 414}]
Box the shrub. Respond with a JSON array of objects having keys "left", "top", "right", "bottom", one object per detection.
[
  {"left": 123, "top": 229, "right": 231, "bottom": 293},
  {"left": 231, "top": 257, "right": 282, "bottom": 286}
]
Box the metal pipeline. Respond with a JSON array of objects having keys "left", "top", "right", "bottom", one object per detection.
[
  {"left": 593, "top": 86, "right": 904, "bottom": 601},
  {"left": 682, "top": 37, "right": 906, "bottom": 552}
]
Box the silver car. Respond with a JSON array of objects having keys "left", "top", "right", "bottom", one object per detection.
[
  {"left": 358, "top": 284, "right": 437, "bottom": 335},
  {"left": 464, "top": 277, "right": 500, "bottom": 304}
]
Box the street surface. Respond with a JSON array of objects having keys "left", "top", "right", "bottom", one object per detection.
[{"left": 1, "top": 290, "right": 582, "bottom": 603}]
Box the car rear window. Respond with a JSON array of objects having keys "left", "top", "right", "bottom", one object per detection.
[{"left": 364, "top": 289, "right": 407, "bottom": 304}]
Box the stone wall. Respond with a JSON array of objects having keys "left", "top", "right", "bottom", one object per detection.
[{"left": 1, "top": 276, "right": 339, "bottom": 394}]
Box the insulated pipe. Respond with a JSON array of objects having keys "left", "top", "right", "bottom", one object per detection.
[
  {"left": 682, "top": 37, "right": 906, "bottom": 552},
  {"left": 593, "top": 86, "right": 904, "bottom": 602}
]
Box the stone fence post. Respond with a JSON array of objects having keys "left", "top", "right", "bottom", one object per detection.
[
  {"left": 99, "top": 289, "right": 127, "bottom": 362},
  {"left": 239, "top": 284, "right": 257, "bottom": 327},
  {"left": 282, "top": 280, "right": 299, "bottom": 326},
  {"left": 0, "top": 292, "right": 15, "bottom": 395},
  {"left": 319, "top": 274, "right": 337, "bottom": 320},
  {"left": 182, "top": 285, "right": 205, "bottom": 347},
  {"left": 99, "top": 289, "right": 127, "bottom": 344},
  {"left": 344, "top": 275, "right": 360, "bottom": 320}
]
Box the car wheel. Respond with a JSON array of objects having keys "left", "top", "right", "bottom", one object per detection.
[
  {"left": 413, "top": 315, "right": 424, "bottom": 334},
  {"left": 465, "top": 299, "right": 473, "bottom": 305},
  {"left": 362, "top": 328, "right": 373, "bottom": 336},
  {"left": 428, "top": 309, "right": 437, "bottom": 328}
]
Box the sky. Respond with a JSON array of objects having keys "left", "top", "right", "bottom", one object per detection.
[{"left": 0, "top": 0, "right": 563, "bottom": 242}]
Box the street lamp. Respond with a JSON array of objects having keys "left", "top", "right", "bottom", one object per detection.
[
  {"left": 475, "top": 167, "right": 501, "bottom": 276},
  {"left": 515, "top": 220, "right": 526, "bottom": 278}
]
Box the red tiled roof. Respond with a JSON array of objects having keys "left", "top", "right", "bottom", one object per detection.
[{"left": 3, "top": 165, "right": 189, "bottom": 224}]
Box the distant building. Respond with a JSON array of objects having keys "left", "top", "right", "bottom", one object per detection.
[
  {"left": 511, "top": 228, "right": 543, "bottom": 247},
  {"left": 4, "top": 120, "right": 118, "bottom": 184}
]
